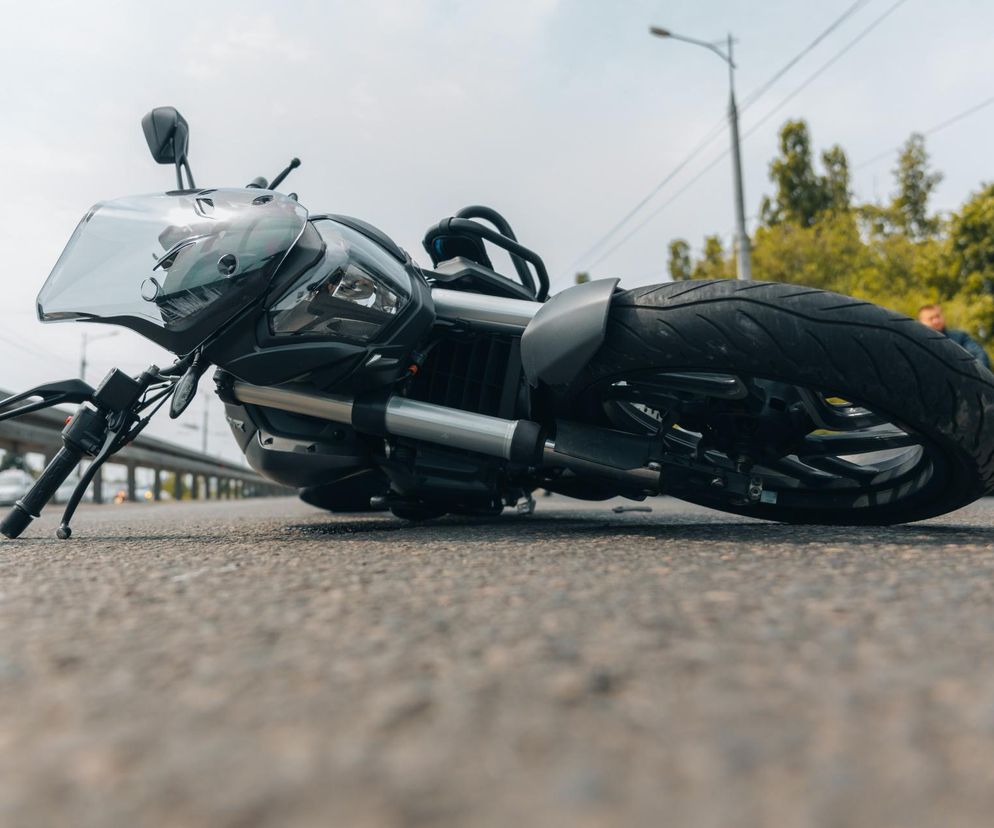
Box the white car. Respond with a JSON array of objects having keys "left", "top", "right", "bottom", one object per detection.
[{"left": 0, "top": 469, "right": 35, "bottom": 506}]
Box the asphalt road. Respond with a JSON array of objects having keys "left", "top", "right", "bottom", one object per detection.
[{"left": 3, "top": 495, "right": 994, "bottom": 828}]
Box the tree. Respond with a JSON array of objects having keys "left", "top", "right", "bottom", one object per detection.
[
  {"left": 667, "top": 239, "right": 692, "bottom": 281},
  {"left": 692, "top": 235, "right": 732, "bottom": 280},
  {"left": 946, "top": 183, "right": 994, "bottom": 289},
  {"left": 821, "top": 145, "right": 851, "bottom": 214},
  {"left": 575, "top": 272, "right": 590, "bottom": 285},
  {"left": 666, "top": 116, "right": 992, "bottom": 363},
  {"left": 891, "top": 133, "right": 943, "bottom": 240},
  {"left": 763, "top": 120, "right": 830, "bottom": 227},
  {"left": 752, "top": 211, "right": 869, "bottom": 296}
]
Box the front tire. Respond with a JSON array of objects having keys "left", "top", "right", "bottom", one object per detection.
[{"left": 561, "top": 280, "right": 994, "bottom": 525}]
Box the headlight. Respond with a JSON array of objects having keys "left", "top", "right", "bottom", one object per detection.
[
  {"left": 269, "top": 262, "right": 406, "bottom": 342},
  {"left": 268, "top": 219, "right": 411, "bottom": 343}
]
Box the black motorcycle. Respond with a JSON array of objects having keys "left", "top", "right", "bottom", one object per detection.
[{"left": 2, "top": 106, "right": 993, "bottom": 539}]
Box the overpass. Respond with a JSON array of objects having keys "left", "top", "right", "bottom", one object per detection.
[{"left": 0, "top": 390, "right": 284, "bottom": 503}]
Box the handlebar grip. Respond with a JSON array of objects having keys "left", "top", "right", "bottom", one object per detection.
[{"left": 0, "top": 445, "right": 82, "bottom": 539}]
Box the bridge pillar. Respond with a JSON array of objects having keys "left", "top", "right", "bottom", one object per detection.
[
  {"left": 127, "top": 464, "right": 137, "bottom": 502},
  {"left": 173, "top": 472, "right": 183, "bottom": 501},
  {"left": 152, "top": 469, "right": 162, "bottom": 501}
]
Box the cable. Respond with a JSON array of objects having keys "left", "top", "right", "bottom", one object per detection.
[
  {"left": 585, "top": 0, "right": 910, "bottom": 270},
  {"left": 740, "top": 0, "right": 870, "bottom": 109},
  {"left": 564, "top": 118, "right": 727, "bottom": 275},
  {"left": 587, "top": 153, "right": 729, "bottom": 270},
  {"left": 854, "top": 94, "right": 994, "bottom": 169},
  {"left": 567, "top": 0, "right": 877, "bottom": 275},
  {"left": 739, "top": 0, "right": 910, "bottom": 142},
  {"left": 0, "top": 331, "right": 74, "bottom": 367}
]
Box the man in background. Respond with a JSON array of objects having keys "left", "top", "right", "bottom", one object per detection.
[{"left": 917, "top": 303, "right": 991, "bottom": 369}]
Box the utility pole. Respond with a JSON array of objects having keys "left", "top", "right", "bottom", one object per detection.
[
  {"left": 724, "top": 34, "right": 751, "bottom": 280},
  {"left": 650, "top": 26, "right": 752, "bottom": 280},
  {"left": 79, "top": 330, "right": 120, "bottom": 383},
  {"left": 201, "top": 394, "right": 209, "bottom": 455}
]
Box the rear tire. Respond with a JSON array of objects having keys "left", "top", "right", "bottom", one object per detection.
[{"left": 562, "top": 280, "right": 994, "bottom": 524}]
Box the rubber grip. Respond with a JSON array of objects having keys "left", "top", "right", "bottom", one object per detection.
[
  {"left": 0, "top": 505, "right": 33, "bottom": 539},
  {"left": 0, "top": 445, "right": 82, "bottom": 539}
]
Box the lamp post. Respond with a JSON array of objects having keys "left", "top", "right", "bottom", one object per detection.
[
  {"left": 79, "top": 330, "right": 120, "bottom": 383},
  {"left": 180, "top": 392, "right": 210, "bottom": 455},
  {"left": 649, "top": 26, "right": 752, "bottom": 280}
]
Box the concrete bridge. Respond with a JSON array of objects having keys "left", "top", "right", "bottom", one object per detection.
[{"left": 0, "top": 390, "right": 284, "bottom": 503}]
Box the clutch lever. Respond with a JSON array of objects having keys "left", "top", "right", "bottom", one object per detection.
[{"left": 0, "top": 379, "right": 95, "bottom": 423}]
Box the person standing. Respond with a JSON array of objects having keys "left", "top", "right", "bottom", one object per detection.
[{"left": 917, "top": 304, "right": 991, "bottom": 369}]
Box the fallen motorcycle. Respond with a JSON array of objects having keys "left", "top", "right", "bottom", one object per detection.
[{"left": 2, "top": 106, "right": 993, "bottom": 538}]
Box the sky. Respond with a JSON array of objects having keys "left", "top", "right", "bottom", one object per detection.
[{"left": 1, "top": 0, "right": 992, "bottom": 461}]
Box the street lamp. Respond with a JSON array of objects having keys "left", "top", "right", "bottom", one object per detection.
[
  {"left": 180, "top": 391, "right": 211, "bottom": 455},
  {"left": 79, "top": 329, "right": 120, "bottom": 383},
  {"left": 649, "top": 25, "right": 752, "bottom": 280}
]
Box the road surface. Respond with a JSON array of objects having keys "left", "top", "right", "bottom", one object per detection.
[{"left": 2, "top": 495, "right": 994, "bottom": 827}]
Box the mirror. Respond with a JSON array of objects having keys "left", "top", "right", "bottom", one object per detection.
[{"left": 141, "top": 106, "right": 190, "bottom": 165}]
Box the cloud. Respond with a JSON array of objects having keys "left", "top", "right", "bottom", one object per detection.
[{"left": 182, "top": 14, "right": 316, "bottom": 80}]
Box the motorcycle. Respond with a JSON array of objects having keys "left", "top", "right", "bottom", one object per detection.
[{"left": 2, "top": 105, "right": 993, "bottom": 539}]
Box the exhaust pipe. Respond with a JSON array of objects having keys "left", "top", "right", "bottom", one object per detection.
[
  {"left": 230, "top": 381, "right": 544, "bottom": 465},
  {"left": 229, "top": 382, "right": 661, "bottom": 493}
]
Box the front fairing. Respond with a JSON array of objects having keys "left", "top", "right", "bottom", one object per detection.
[{"left": 37, "top": 189, "right": 308, "bottom": 354}]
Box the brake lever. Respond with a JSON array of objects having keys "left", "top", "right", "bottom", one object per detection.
[{"left": 0, "top": 379, "right": 96, "bottom": 423}]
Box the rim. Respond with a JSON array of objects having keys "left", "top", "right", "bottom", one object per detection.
[{"left": 598, "top": 370, "right": 946, "bottom": 512}]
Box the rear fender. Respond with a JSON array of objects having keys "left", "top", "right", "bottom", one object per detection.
[{"left": 520, "top": 278, "right": 619, "bottom": 387}]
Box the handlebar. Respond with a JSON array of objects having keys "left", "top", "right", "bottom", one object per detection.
[
  {"left": 0, "top": 367, "right": 167, "bottom": 540},
  {"left": 0, "top": 444, "right": 82, "bottom": 539},
  {"left": 0, "top": 402, "right": 110, "bottom": 539}
]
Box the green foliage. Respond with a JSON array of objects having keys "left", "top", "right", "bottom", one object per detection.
[
  {"left": 692, "top": 235, "right": 734, "bottom": 280},
  {"left": 667, "top": 239, "right": 692, "bottom": 281},
  {"left": 821, "top": 145, "right": 851, "bottom": 214},
  {"left": 947, "top": 183, "right": 994, "bottom": 291},
  {"left": 761, "top": 120, "right": 846, "bottom": 227},
  {"left": 891, "top": 133, "right": 943, "bottom": 240},
  {"left": 575, "top": 271, "right": 590, "bottom": 285},
  {"left": 675, "top": 119, "right": 993, "bottom": 362},
  {"left": 752, "top": 211, "right": 868, "bottom": 296}
]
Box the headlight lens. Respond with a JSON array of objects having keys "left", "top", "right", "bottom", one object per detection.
[
  {"left": 268, "top": 219, "right": 410, "bottom": 342},
  {"left": 269, "top": 262, "right": 405, "bottom": 341}
]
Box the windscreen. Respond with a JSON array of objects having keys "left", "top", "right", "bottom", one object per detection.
[{"left": 37, "top": 188, "right": 308, "bottom": 354}]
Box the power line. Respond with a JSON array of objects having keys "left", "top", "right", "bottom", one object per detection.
[
  {"left": 567, "top": 0, "right": 876, "bottom": 275},
  {"left": 739, "top": 0, "right": 910, "bottom": 143},
  {"left": 585, "top": 0, "right": 910, "bottom": 270},
  {"left": 854, "top": 94, "right": 994, "bottom": 170},
  {"left": 565, "top": 118, "right": 727, "bottom": 275},
  {"left": 740, "top": 0, "right": 870, "bottom": 109},
  {"left": 587, "top": 153, "right": 729, "bottom": 270},
  {"left": 0, "top": 331, "right": 73, "bottom": 367}
]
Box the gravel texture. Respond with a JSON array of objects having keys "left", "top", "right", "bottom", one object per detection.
[{"left": 2, "top": 495, "right": 994, "bottom": 827}]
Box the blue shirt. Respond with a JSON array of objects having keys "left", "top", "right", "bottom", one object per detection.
[{"left": 944, "top": 328, "right": 991, "bottom": 369}]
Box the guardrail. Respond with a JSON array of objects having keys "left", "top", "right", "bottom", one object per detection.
[{"left": 0, "top": 389, "right": 286, "bottom": 503}]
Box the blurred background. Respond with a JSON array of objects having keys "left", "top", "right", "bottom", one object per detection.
[{"left": 1, "top": 0, "right": 991, "bottom": 461}]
